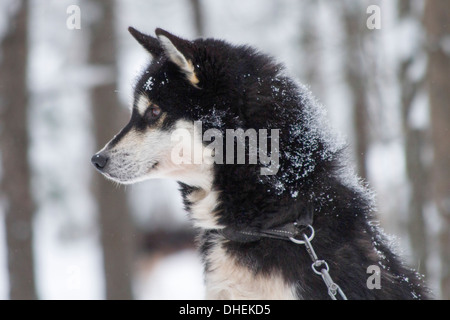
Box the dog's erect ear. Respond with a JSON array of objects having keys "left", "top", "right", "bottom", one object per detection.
[
  {"left": 155, "top": 28, "right": 200, "bottom": 88},
  {"left": 128, "top": 27, "right": 163, "bottom": 58}
]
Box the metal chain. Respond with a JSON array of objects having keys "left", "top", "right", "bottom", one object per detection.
[{"left": 290, "top": 225, "right": 348, "bottom": 300}]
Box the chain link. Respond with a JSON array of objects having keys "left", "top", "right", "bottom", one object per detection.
[{"left": 290, "top": 225, "right": 348, "bottom": 300}]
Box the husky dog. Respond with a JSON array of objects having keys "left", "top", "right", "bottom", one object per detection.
[{"left": 91, "top": 27, "right": 428, "bottom": 299}]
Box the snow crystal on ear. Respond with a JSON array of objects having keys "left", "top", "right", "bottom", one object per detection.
[{"left": 144, "top": 76, "right": 154, "bottom": 91}]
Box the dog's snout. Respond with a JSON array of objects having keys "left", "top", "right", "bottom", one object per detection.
[{"left": 91, "top": 153, "right": 109, "bottom": 170}]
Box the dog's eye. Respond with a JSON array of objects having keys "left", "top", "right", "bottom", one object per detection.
[{"left": 144, "top": 106, "right": 161, "bottom": 122}]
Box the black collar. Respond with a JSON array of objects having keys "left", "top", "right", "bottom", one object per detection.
[
  {"left": 217, "top": 208, "right": 314, "bottom": 243},
  {"left": 215, "top": 209, "right": 349, "bottom": 300}
]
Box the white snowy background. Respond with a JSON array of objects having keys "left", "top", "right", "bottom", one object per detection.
[{"left": 0, "top": 0, "right": 442, "bottom": 299}]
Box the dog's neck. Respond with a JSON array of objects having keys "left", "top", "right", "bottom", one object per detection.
[
  {"left": 185, "top": 186, "right": 222, "bottom": 230},
  {"left": 179, "top": 163, "right": 315, "bottom": 232},
  {"left": 176, "top": 161, "right": 224, "bottom": 230}
]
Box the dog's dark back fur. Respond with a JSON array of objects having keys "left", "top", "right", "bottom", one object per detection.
[{"left": 132, "top": 30, "right": 428, "bottom": 299}]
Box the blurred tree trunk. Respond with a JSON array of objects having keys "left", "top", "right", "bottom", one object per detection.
[
  {"left": 190, "top": 0, "right": 204, "bottom": 37},
  {"left": 88, "top": 1, "right": 134, "bottom": 300},
  {"left": 0, "top": 0, "right": 37, "bottom": 300},
  {"left": 424, "top": 0, "right": 450, "bottom": 299},
  {"left": 298, "top": 1, "right": 322, "bottom": 93},
  {"left": 397, "top": 1, "right": 428, "bottom": 278},
  {"left": 342, "top": 6, "right": 370, "bottom": 180}
]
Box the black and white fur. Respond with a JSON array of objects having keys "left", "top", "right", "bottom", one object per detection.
[{"left": 91, "top": 27, "right": 428, "bottom": 299}]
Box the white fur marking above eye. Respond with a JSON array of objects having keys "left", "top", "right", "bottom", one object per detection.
[{"left": 136, "top": 95, "right": 150, "bottom": 116}]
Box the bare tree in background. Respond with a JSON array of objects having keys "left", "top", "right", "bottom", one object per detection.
[
  {"left": 297, "top": 1, "right": 322, "bottom": 94},
  {"left": 341, "top": 4, "right": 371, "bottom": 180},
  {"left": 397, "top": 0, "right": 429, "bottom": 279},
  {"left": 89, "top": 1, "right": 134, "bottom": 299},
  {"left": 190, "top": 0, "right": 204, "bottom": 37},
  {"left": 0, "top": 0, "right": 37, "bottom": 300},
  {"left": 424, "top": 0, "right": 450, "bottom": 299}
]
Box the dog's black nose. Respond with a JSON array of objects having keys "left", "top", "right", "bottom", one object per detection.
[{"left": 91, "top": 153, "right": 108, "bottom": 170}]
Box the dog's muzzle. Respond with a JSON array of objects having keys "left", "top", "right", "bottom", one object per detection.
[{"left": 91, "top": 152, "right": 109, "bottom": 170}]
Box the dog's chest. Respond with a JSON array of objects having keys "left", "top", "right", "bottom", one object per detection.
[
  {"left": 203, "top": 242, "right": 298, "bottom": 300},
  {"left": 185, "top": 186, "right": 298, "bottom": 299}
]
